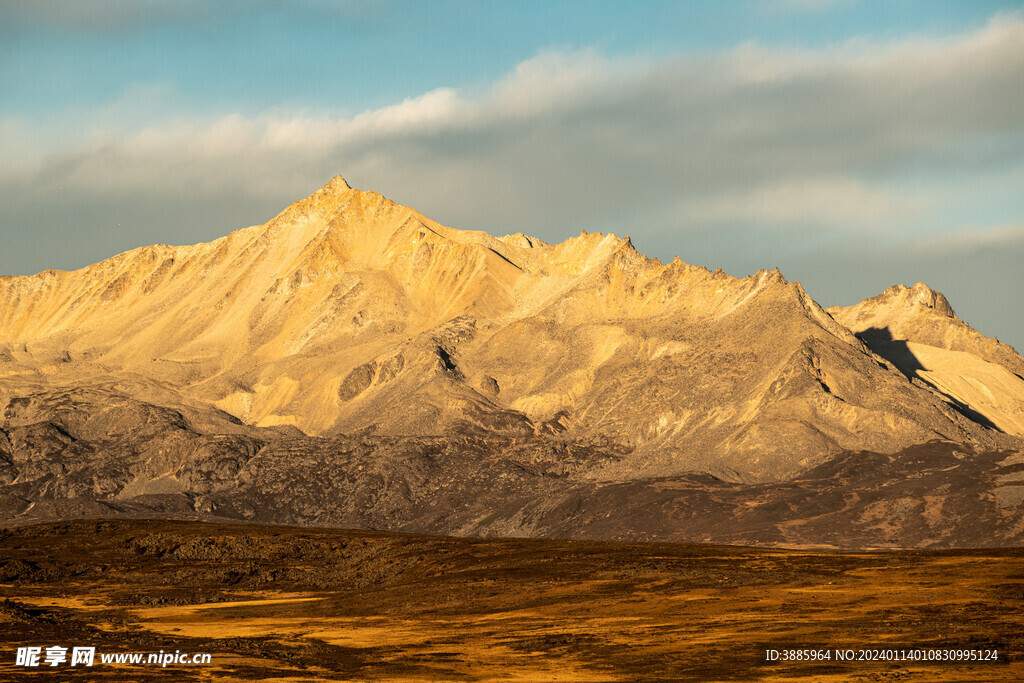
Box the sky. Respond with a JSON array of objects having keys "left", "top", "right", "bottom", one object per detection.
[{"left": 2, "top": 0, "right": 1023, "bottom": 348}]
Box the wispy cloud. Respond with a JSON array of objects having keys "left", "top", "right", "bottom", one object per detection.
[
  {"left": 0, "top": 0, "right": 209, "bottom": 32},
  {"left": 684, "top": 177, "right": 927, "bottom": 228},
  {"left": 6, "top": 14, "right": 1021, "bottom": 230},
  {"left": 0, "top": 0, "right": 390, "bottom": 33},
  {"left": 911, "top": 223, "right": 1024, "bottom": 254}
]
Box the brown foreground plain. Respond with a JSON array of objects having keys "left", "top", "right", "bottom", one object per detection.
[{"left": 0, "top": 520, "right": 1021, "bottom": 682}]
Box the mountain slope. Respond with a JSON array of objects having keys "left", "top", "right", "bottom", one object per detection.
[
  {"left": 2, "top": 380, "right": 1023, "bottom": 548},
  {"left": 1, "top": 176, "right": 1022, "bottom": 484}
]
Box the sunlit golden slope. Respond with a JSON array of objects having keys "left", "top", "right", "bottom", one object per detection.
[{"left": 1, "top": 177, "right": 1021, "bottom": 481}]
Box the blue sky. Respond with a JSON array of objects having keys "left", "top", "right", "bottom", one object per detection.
[
  {"left": 3, "top": 1, "right": 1014, "bottom": 117},
  {"left": 2, "top": 0, "right": 1023, "bottom": 347}
]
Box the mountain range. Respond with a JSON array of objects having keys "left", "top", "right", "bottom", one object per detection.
[{"left": 1, "top": 176, "right": 1022, "bottom": 547}]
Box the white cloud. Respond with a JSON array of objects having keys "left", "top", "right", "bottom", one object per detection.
[
  {"left": 488, "top": 49, "right": 642, "bottom": 116},
  {"left": 685, "top": 177, "right": 925, "bottom": 228},
  {"left": 911, "top": 223, "right": 1024, "bottom": 254},
  {"left": 2, "top": 14, "right": 1023, "bottom": 236}
]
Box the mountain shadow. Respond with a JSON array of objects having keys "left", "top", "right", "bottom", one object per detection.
[{"left": 858, "top": 326, "right": 1002, "bottom": 432}]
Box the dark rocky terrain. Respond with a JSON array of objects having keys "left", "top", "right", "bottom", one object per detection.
[
  {"left": 2, "top": 381, "right": 1023, "bottom": 548},
  {"left": 1, "top": 520, "right": 1022, "bottom": 681}
]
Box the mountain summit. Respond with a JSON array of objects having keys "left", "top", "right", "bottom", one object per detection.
[
  {"left": 1, "top": 176, "right": 1022, "bottom": 487},
  {"left": 830, "top": 283, "right": 1024, "bottom": 436}
]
